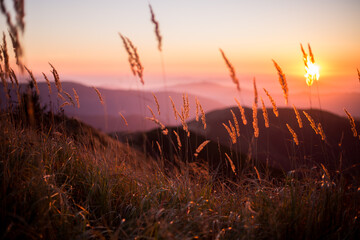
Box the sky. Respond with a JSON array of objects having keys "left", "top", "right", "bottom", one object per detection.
[{"left": 1, "top": 0, "right": 359, "bottom": 93}]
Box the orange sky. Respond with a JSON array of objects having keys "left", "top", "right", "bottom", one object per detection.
[{"left": 1, "top": 0, "right": 359, "bottom": 94}]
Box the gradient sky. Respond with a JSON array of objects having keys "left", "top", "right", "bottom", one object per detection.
[{"left": 1, "top": 0, "right": 359, "bottom": 93}]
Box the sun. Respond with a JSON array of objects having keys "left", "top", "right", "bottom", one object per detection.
[{"left": 304, "top": 55, "right": 320, "bottom": 86}]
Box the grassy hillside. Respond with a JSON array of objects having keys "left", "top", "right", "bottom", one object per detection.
[{"left": 1, "top": 85, "right": 359, "bottom": 239}]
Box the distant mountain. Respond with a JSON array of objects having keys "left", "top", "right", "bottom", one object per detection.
[
  {"left": 0, "top": 81, "right": 225, "bottom": 132},
  {"left": 166, "top": 81, "right": 360, "bottom": 119},
  {"left": 188, "top": 107, "right": 360, "bottom": 173}
]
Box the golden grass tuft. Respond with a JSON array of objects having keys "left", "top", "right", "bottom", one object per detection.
[
  {"left": 152, "top": 92, "right": 160, "bottom": 115},
  {"left": 182, "top": 93, "right": 190, "bottom": 120},
  {"left": 146, "top": 117, "right": 168, "bottom": 135},
  {"left": 272, "top": 59, "right": 288, "bottom": 105},
  {"left": 169, "top": 96, "right": 178, "bottom": 120},
  {"left": 149, "top": 4, "right": 162, "bottom": 52},
  {"left": 344, "top": 108, "right": 357, "bottom": 137},
  {"left": 317, "top": 123, "right": 326, "bottom": 141},
  {"left": 223, "top": 122, "right": 236, "bottom": 144},
  {"left": 230, "top": 109, "right": 240, "bottom": 137},
  {"left": 303, "top": 111, "right": 318, "bottom": 135},
  {"left": 254, "top": 166, "right": 261, "bottom": 184},
  {"left": 147, "top": 105, "right": 156, "bottom": 119},
  {"left": 253, "top": 77, "right": 258, "bottom": 105},
  {"left": 219, "top": 48, "right": 240, "bottom": 91},
  {"left": 195, "top": 97, "right": 200, "bottom": 122},
  {"left": 178, "top": 112, "right": 190, "bottom": 137},
  {"left": 293, "top": 105, "right": 303, "bottom": 128},
  {"left": 252, "top": 103, "right": 259, "bottom": 138},
  {"left": 173, "top": 130, "right": 182, "bottom": 150},
  {"left": 119, "top": 33, "right": 144, "bottom": 85},
  {"left": 194, "top": 140, "right": 210, "bottom": 157},
  {"left": 263, "top": 88, "right": 278, "bottom": 117},
  {"left": 286, "top": 123, "right": 299, "bottom": 145},
  {"left": 92, "top": 86, "right": 104, "bottom": 105},
  {"left": 59, "top": 101, "right": 71, "bottom": 109},
  {"left": 49, "top": 63, "right": 62, "bottom": 92},
  {"left": 199, "top": 101, "right": 206, "bottom": 130},
  {"left": 72, "top": 88, "right": 80, "bottom": 108},
  {"left": 225, "top": 153, "right": 236, "bottom": 175},
  {"left": 234, "top": 98, "right": 247, "bottom": 125},
  {"left": 260, "top": 97, "right": 269, "bottom": 128},
  {"left": 357, "top": 68, "right": 360, "bottom": 82}
]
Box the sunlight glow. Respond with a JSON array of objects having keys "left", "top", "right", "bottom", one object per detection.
[{"left": 304, "top": 55, "right": 320, "bottom": 86}]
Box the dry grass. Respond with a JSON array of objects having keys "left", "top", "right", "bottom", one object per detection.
[
  {"left": 344, "top": 108, "right": 357, "bottom": 137},
  {"left": 149, "top": 4, "right": 162, "bottom": 52},
  {"left": 252, "top": 103, "right": 259, "bottom": 138},
  {"left": 152, "top": 92, "right": 161, "bottom": 115},
  {"left": 92, "top": 86, "right": 104, "bottom": 105},
  {"left": 293, "top": 105, "right": 303, "bottom": 128},
  {"left": 260, "top": 97, "right": 269, "bottom": 128},
  {"left": 272, "top": 59, "right": 288, "bottom": 105},
  {"left": 235, "top": 98, "right": 247, "bottom": 125},
  {"left": 73, "top": 88, "right": 80, "bottom": 108},
  {"left": 253, "top": 77, "right": 258, "bottom": 105},
  {"left": 219, "top": 48, "right": 240, "bottom": 91},
  {"left": 119, "top": 33, "right": 144, "bottom": 85},
  {"left": 194, "top": 140, "right": 210, "bottom": 157},
  {"left": 225, "top": 153, "right": 236, "bottom": 175},
  {"left": 263, "top": 88, "right": 279, "bottom": 117},
  {"left": 286, "top": 123, "right": 299, "bottom": 145},
  {"left": 230, "top": 109, "right": 240, "bottom": 137},
  {"left": 49, "top": 63, "right": 62, "bottom": 92},
  {"left": 303, "top": 111, "right": 319, "bottom": 135},
  {"left": 173, "top": 130, "right": 182, "bottom": 150},
  {"left": 42, "top": 72, "right": 52, "bottom": 94}
]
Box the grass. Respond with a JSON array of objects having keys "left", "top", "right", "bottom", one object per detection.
[
  {"left": 0, "top": 86, "right": 359, "bottom": 239},
  {"left": 1, "top": 5, "right": 360, "bottom": 238}
]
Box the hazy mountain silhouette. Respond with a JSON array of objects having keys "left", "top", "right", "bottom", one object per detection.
[
  {"left": 1, "top": 81, "right": 225, "bottom": 132},
  {"left": 167, "top": 81, "right": 360, "bottom": 119},
  {"left": 188, "top": 106, "right": 360, "bottom": 173}
]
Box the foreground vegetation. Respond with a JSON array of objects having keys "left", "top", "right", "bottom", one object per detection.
[{"left": 1, "top": 90, "right": 359, "bottom": 240}]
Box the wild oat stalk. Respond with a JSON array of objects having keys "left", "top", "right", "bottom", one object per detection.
[
  {"left": 223, "top": 122, "right": 236, "bottom": 144},
  {"left": 357, "top": 68, "right": 360, "bottom": 82},
  {"left": 118, "top": 112, "right": 128, "bottom": 126},
  {"left": 317, "top": 123, "right": 326, "bottom": 141},
  {"left": 272, "top": 59, "right": 288, "bottom": 105},
  {"left": 344, "top": 108, "right": 357, "bottom": 137},
  {"left": 49, "top": 63, "right": 62, "bottom": 92},
  {"left": 195, "top": 97, "right": 200, "bottom": 122},
  {"left": 72, "top": 88, "right": 80, "bottom": 108},
  {"left": 24, "top": 66, "right": 39, "bottom": 94},
  {"left": 152, "top": 92, "right": 160, "bottom": 115},
  {"left": 182, "top": 93, "right": 190, "bottom": 120},
  {"left": 219, "top": 48, "right": 240, "bottom": 91},
  {"left": 149, "top": 4, "right": 162, "bottom": 52},
  {"left": 286, "top": 123, "right": 299, "bottom": 145},
  {"left": 225, "top": 153, "right": 236, "bottom": 175},
  {"left": 173, "top": 130, "right": 182, "bottom": 150},
  {"left": 146, "top": 117, "right": 168, "bottom": 135},
  {"left": 303, "top": 111, "right": 318, "bottom": 134},
  {"left": 263, "top": 88, "right": 278, "bottom": 117},
  {"left": 57, "top": 92, "right": 66, "bottom": 102},
  {"left": 230, "top": 109, "right": 240, "bottom": 137},
  {"left": 119, "top": 33, "right": 144, "bottom": 85},
  {"left": 252, "top": 103, "right": 259, "bottom": 138},
  {"left": 293, "top": 105, "right": 303, "bottom": 128},
  {"left": 63, "top": 91, "right": 75, "bottom": 107},
  {"left": 194, "top": 140, "right": 210, "bottom": 157},
  {"left": 234, "top": 98, "right": 247, "bottom": 125},
  {"left": 169, "top": 96, "right": 178, "bottom": 120},
  {"left": 178, "top": 112, "right": 190, "bottom": 137},
  {"left": 92, "top": 86, "right": 104, "bottom": 105},
  {"left": 253, "top": 77, "right": 258, "bottom": 105},
  {"left": 199, "top": 102, "right": 206, "bottom": 130},
  {"left": 260, "top": 97, "right": 269, "bottom": 128}
]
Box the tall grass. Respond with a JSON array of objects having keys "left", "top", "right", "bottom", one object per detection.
[{"left": 0, "top": 5, "right": 359, "bottom": 240}]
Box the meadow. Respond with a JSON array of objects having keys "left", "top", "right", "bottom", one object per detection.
[{"left": 1, "top": 2, "right": 360, "bottom": 239}]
